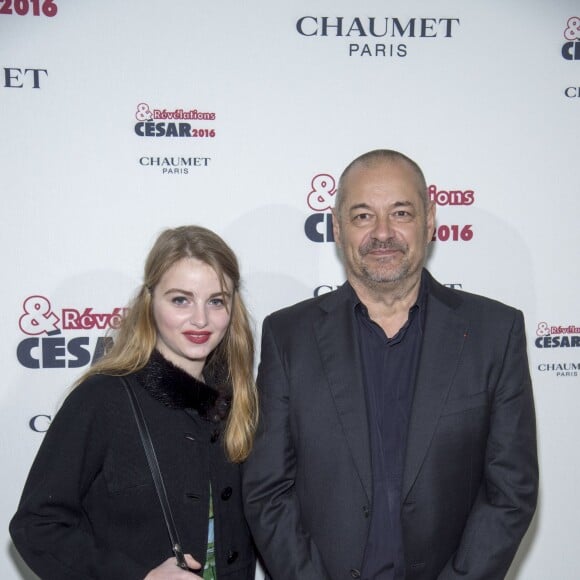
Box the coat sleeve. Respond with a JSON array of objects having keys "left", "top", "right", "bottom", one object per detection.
[
  {"left": 437, "top": 310, "right": 539, "bottom": 579},
  {"left": 9, "top": 380, "right": 149, "bottom": 580},
  {"left": 242, "top": 316, "right": 331, "bottom": 580}
]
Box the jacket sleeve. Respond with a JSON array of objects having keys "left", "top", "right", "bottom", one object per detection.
[
  {"left": 437, "top": 311, "right": 539, "bottom": 579},
  {"left": 9, "top": 381, "right": 149, "bottom": 580},
  {"left": 242, "top": 316, "right": 331, "bottom": 580}
]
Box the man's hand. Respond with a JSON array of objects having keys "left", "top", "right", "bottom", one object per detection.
[{"left": 144, "top": 554, "right": 203, "bottom": 579}]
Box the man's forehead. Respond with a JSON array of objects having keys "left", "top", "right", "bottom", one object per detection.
[
  {"left": 346, "top": 198, "right": 417, "bottom": 211},
  {"left": 342, "top": 161, "right": 423, "bottom": 198},
  {"left": 347, "top": 158, "right": 418, "bottom": 181}
]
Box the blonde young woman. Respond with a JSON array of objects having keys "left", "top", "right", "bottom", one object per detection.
[{"left": 10, "top": 226, "right": 258, "bottom": 580}]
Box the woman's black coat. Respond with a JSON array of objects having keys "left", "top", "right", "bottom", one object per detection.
[{"left": 10, "top": 352, "right": 255, "bottom": 580}]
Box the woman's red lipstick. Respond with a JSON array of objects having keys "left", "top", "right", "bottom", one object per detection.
[{"left": 183, "top": 331, "right": 211, "bottom": 344}]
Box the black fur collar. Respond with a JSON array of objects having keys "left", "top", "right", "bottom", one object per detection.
[{"left": 134, "top": 350, "right": 231, "bottom": 422}]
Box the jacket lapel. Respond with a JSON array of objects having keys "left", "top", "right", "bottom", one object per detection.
[
  {"left": 402, "top": 277, "right": 468, "bottom": 500},
  {"left": 314, "top": 285, "right": 372, "bottom": 500}
]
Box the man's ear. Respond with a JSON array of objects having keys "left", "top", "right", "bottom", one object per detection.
[
  {"left": 332, "top": 208, "right": 342, "bottom": 246},
  {"left": 426, "top": 201, "right": 436, "bottom": 243}
]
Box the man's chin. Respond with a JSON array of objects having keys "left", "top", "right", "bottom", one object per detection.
[
  {"left": 367, "top": 258, "right": 407, "bottom": 277},
  {"left": 359, "top": 268, "right": 407, "bottom": 286}
]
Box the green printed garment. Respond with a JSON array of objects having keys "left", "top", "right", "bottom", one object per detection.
[{"left": 204, "top": 490, "right": 217, "bottom": 580}]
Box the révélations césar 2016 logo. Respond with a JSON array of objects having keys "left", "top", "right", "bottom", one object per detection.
[{"left": 17, "top": 295, "right": 125, "bottom": 369}]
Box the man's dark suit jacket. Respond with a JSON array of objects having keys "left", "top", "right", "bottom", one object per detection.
[{"left": 243, "top": 270, "right": 538, "bottom": 580}]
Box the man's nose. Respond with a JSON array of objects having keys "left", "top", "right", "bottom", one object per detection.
[{"left": 371, "top": 214, "right": 393, "bottom": 240}]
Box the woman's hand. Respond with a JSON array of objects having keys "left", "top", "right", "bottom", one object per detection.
[{"left": 144, "top": 554, "right": 203, "bottom": 578}]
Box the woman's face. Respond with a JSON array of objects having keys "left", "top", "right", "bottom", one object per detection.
[{"left": 152, "top": 257, "right": 233, "bottom": 379}]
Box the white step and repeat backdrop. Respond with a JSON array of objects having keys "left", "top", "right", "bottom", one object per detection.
[{"left": 2, "top": 1, "right": 579, "bottom": 578}]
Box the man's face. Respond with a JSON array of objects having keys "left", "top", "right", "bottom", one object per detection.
[{"left": 333, "top": 160, "right": 435, "bottom": 290}]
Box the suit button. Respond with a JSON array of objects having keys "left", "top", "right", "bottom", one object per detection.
[
  {"left": 210, "top": 429, "right": 220, "bottom": 443},
  {"left": 403, "top": 500, "right": 416, "bottom": 514},
  {"left": 221, "top": 486, "right": 233, "bottom": 500},
  {"left": 226, "top": 550, "right": 238, "bottom": 564},
  {"left": 350, "top": 569, "right": 361, "bottom": 578},
  {"left": 362, "top": 505, "right": 370, "bottom": 518}
]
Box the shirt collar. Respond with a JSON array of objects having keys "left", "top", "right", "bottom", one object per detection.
[{"left": 346, "top": 269, "right": 429, "bottom": 332}]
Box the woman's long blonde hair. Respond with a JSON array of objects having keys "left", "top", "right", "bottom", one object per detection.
[{"left": 79, "top": 226, "right": 258, "bottom": 462}]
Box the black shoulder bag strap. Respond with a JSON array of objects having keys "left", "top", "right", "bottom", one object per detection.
[{"left": 121, "top": 376, "right": 189, "bottom": 571}]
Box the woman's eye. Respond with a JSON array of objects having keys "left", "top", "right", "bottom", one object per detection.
[
  {"left": 209, "top": 298, "right": 225, "bottom": 307},
  {"left": 171, "top": 296, "right": 189, "bottom": 306}
]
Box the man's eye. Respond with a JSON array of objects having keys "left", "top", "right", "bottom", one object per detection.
[{"left": 353, "top": 213, "right": 371, "bottom": 221}]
